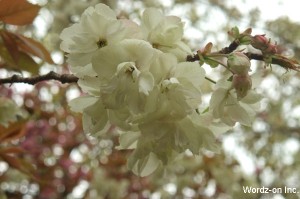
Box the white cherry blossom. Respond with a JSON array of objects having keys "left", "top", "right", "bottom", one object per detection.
[
  {"left": 91, "top": 39, "right": 159, "bottom": 112},
  {"left": 209, "top": 77, "right": 261, "bottom": 126},
  {"left": 141, "top": 8, "right": 192, "bottom": 61},
  {"left": 60, "top": 4, "right": 141, "bottom": 75}
]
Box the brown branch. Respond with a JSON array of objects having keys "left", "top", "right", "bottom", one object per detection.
[
  {"left": 0, "top": 71, "right": 79, "bottom": 85},
  {"left": 187, "top": 40, "right": 300, "bottom": 71},
  {"left": 218, "top": 39, "right": 240, "bottom": 54},
  {"left": 186, "top": 54, "right": 199, "bottom": 62},
  {"left": 1, "top": 39, "right": 298, "bottom": 86},
  {"left": 245, "top": 52, "right": 264, "bottom": 61},
  {"left": 246, "top": 53, "right": 300, "bottom": 71},
  {"left": 186, "top": 39, "right": 240, "bottom": 62}
]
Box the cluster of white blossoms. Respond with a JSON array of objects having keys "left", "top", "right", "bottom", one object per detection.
[{"left": 61, "top": 4, "right": 260, "bottom": 176}]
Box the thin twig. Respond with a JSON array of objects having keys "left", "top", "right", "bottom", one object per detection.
[
  {"left": 205, "top": 76, "right": 216, "bottom": 84},
  {"left": 205, "top": 57, "right": 234, "bottom": 73},
  {"left": 218, "top": 39, "right": 240, "bottom": 54},
  {"left": 186, "top": 39, "right": 240, "bottom": 62},
  {"left": 187, "top": 40, "right": 300, "bottom": 72},
  {"left": 0, "top": 71, "right": 79, "bottom": 85},
  {"left": 1, "top": 38, "right": 298, "bottom": 86}
]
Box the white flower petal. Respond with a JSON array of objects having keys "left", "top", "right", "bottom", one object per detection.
[
  {"left": 78, "top": 76, "right": 101, "bottom": 96},
  {"left": 94, "top": 3, "right": 117, "bottom": 19},
  {"left": 149, "top": 53, "right": 176, "bottom": 83},
  {"left": 108, "top": 108, "right": 134, "bottom": 130},
  {"left": 142, "top": 8, "right": 163, "bottom": 30},
  {"left": 210, "top": 88, "right": 228, "bottom": 109},
  {"left": 69, "top": 96, "right": 98, "bottom": 113},
  {"left": 227, "top": 104, "right": 252, "bottom": 126},
  {"left": 179, "top": 116, "right": 219, "bottom": 153},
  {"left": 92, "top": 39, "right": 155, "bottom": 79},
  {"left": 175, "top": 62, "right": 205, "bottom": 88},
  {"left": 82, "top": 100, "right": 109, "bottom": 135},
  {"left": 241, "top": 90, "right": 262, "bottom": 104},
  {"left": 129, "top": 152, "right": 160, "bottom": 177},
  {"left": 117, "top": 131, "right": 141, "bottom": 150},
  {"left": 138, "top": 72, "right": 154, "bottom": 95}
]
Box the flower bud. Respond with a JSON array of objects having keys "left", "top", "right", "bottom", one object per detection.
[
  {"left": 241, "top": 27, "right": 252, "bottom": 35},
  {"left": 251, "top": 35, "right": 278, "bottom": 55},
  {"left": 263, "top": 43, "right": 277, "bottom": 55},
  {"left": 227, "top": 52, "right": 251, "bottom": 75},
  {"left": 232, "top": 74, "right": 252, "bottom": 100},
  {"left": 251, "top": 34, "right": 269, "bottom": 50}
]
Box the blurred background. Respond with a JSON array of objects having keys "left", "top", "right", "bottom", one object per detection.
[{"left": 0, "top": 0, "right": 300, "bottom": 198}]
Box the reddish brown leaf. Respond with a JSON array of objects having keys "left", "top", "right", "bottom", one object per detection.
[
  {"left": 15, "top": 34, "right": 54, "bottom": 64},
  {"left": 273, "top": 54, "right": 300, "bottom": 72},
  {"left": 0, "top": 30, "right": 43, "bottom": 73},
  {"left": 203, "top": 42, "right": 213, "bottom": 54},
  {"left": 0, "top": 121, "right": 26, "bottom": 143},
  {"left": 0, "top": 40, "right": 16, "bottom": 67},
  {"left": 0, "top": 30, "right": 19, "bottom": 62},
  {"left": 16, "top": 51, "right": 40, "bottom": 74},
  {"left": 1, "top": 153, "right": 36, "bottom": 175},
  {"left": 0, "top": 147, "right": 24, "bottom": 155},
  {"left": 0, "top": 0, "right": 40, "bottom": 25}
]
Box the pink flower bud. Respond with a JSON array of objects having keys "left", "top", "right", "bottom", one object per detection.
[
  {"left": 263, "top": 43, "right": 277, "bottom": 55},
  {"left": 251, "top": 35, "right": 278, "bottom": 55},
  {"left": 232, "top": 74, "right": 252, "bottom": 99},
  {"left": 251, "top": 34, "right": 269, "bottom": 50},
  {"left": 227, "top": 52, "right": 251, "bottom": 75}
]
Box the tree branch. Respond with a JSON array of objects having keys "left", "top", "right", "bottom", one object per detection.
[
  {"left": 186, "top": 40, "right": 300, "bottom": 71},
  {"left": 218, "top": 39, "right": 240, "bottom": 54},
  {"left": 1, "top": 38, "right": 298, "bottom": 86},
  {"left": 0, "top": 71, "right": 79, "bottom": 85},
  {"left": 186, "top": 39, "right": 240, "bottom": 62}
]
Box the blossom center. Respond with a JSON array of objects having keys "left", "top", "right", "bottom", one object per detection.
[
  {"left": 152, "top": 43, "right": 159, "bottom": 49},
  {"left": 96, "top": 38, "right": 107, "bottom": 48},
  {"left": 161, "top": 78, "right": 179, "bottom": 92}
]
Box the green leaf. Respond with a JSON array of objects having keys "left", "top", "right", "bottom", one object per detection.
[
  {"left": 201, "top": 106, "right": 209, "bottom": 113},
  {"left": 227, "top": 75, "right": 233, "bottom": 82},
  {"left": 240, "top": 35, "right": 252, "bottom": 45},
  {"left": 228, "top": 26, "right": 240, "bottom": 38},
  {"left": 197, "top": 53, "right": 205, "bottom": 66},
  {"left": 199, "top": 58, "right": 205, "bottom": 66},
  {"left": 204, "top": 58, "right": 219, "bottom": 68}
]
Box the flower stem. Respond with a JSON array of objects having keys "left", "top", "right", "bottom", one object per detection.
[
  {"left": 206, "top": 57, "right": 234, "bottom": 73},
  {"left": 205, "top": 76, "right": 216, "bottom": 84},
  {"left": 209, "top": 53, "right": 228, "bottom": 58}
]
